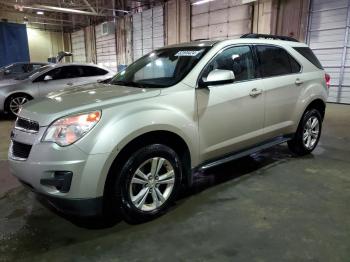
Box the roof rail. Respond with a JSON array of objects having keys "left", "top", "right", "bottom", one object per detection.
[{"left": 240, "top": 33, "right": 299, "bottom": 42}]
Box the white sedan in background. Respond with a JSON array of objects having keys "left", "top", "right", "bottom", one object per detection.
[{"left": 0, "top": 63, "right": 115, "bottom": 117}]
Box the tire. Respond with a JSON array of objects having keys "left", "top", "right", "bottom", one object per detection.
[
  {"left": 288, "top": 108, "right": 322, "bottom": 156},
  {"left": 5, "top": 94, "right": 32, "bottom": 118},
  {"left": 108, "top": 144, "right": 182, "bottom": 224}
]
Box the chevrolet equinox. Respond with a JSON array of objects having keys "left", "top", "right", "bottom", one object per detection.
[{"left": 9, "top": 34, "right": 329, "bottom": 223}]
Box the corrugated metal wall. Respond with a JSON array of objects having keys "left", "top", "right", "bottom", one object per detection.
[
  {"left": 308, "top": 0, "right": 350, "bottom": 104},
  {"left": 71, "top": 29, "right": 87, "bottom": 63},
  {"left": 116, "top": 16, "right": 133, "bottom": 66},
  {"left": 191, "top": 0, "right": 252, "bottom": 40},
  {"left": 95, "top": 22, "right": 117, "bottom": 71},
  {"left": 132, "top": 6, "right": 165, "bottom": 61}
]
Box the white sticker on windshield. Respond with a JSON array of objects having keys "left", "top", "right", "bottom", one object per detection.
[{"left": 175, "top": 50, "right": 202, "bottom": 57}]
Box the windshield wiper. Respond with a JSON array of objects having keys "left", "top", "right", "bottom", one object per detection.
[{"left": 111, "top": 80, "right": 145, "bottom": 88}]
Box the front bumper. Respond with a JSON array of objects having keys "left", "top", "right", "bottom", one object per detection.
[
  {"left": 8, "top": 125, "right": 111, "bottom": 216},
  {"left": 0, "top": 93, "right": 6, "bottom": 112},
  {"left": 19, "top": 179, "right": 103, "bottom": 216}
]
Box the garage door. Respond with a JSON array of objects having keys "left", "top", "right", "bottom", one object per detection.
[
  {"left": 132, "top": 6, "right": 164, "bottom": 61},
  {"left": 71, "top": 29, "right": 87, "bottom": 63},
  {"left": 95, "top": 22, "right": 117, "bottom": 71},
  {"left": 191, "top": 0, "right": 252, "bottom": 41},
  {"left": 307, "top": 0, "right": 350, "bottom": 104}
]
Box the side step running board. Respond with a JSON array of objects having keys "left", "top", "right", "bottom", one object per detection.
[{"left": 198, "top": 136, "right": 292, "bottom": 171}]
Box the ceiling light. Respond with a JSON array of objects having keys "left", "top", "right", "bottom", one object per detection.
[
  {"left": 36, "top": 11, "right": 44, "bottom": 15},
  {"left": 192, "top": 0, "right": 214, "bottom": 5}
]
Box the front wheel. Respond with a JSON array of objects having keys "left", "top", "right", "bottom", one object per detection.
[
  {"left": 288, "top": 109, "right": 322, "bottom": 156},
  {"left": 110, "top": 144, "right": 182, "bottom": 224},
  {"left": 6, "top": 94, "right": 32, "bottom": 118}
]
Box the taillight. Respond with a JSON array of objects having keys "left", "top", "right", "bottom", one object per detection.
[{"left": 325, "top": 73, "right": 330, "bottom": 89}]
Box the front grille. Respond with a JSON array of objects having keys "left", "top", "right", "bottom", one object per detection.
[
  {"left": 15, "top": 117, "right": 39, "bottom": 133},
  {"left": 11, "top": 141, "right": 32, "bottom": 160}
]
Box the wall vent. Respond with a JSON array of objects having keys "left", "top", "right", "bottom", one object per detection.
[{"left": 101, "top": 22, "right": 115, "bottom": 36}]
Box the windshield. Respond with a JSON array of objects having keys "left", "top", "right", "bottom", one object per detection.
[
  {"left": 15, "top": 65, "right": 52, "bottom": 80},
  {"left": 110, "top": 46, "right": 211, "bottom": 88},
  {"left": 0, "top": 63, "right": 17, "bottom": 72}
]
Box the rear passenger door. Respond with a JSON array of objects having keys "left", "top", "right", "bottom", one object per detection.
[
  {"left": 77, "top": 66, "right": 110, "bottom": 85},
  {"left": 254, "top": 45, "right": 302, "bottom": 138}
]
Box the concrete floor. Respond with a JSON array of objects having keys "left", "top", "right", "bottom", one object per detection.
[{"left": 0, "top": 103, "right": 349, "bottom": 262}]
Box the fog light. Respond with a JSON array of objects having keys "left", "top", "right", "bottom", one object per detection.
[{"left": 40, "top": 171, "right": 73, "bottom": 193}]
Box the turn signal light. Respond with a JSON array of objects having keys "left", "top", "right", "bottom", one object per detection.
[{"left": 325, "top": 73, "right": 330, "bottom": 89}]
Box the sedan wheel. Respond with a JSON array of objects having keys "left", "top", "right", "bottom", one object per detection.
[{"left": 9, "top": 96, "right": 29, "bottom": 115}]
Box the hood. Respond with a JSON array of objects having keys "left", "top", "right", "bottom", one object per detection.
[{"left": 19, "top": 82, "right": 161, "bottom": 126}]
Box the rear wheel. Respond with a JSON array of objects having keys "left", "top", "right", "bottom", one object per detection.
[
  {"left": 288, "top": 109, "right": 322, "bottom": 156},
  {"left": 107, "top": 144, "right": 182, "bottom": 224},
  {"left": 5, "top": 94, "right": 32, "bottom": 118}
]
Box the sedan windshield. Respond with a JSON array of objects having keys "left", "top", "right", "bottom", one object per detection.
[
  {"left": 110, "top": 46, "right": 210, "bottom": 88},
  {"left": 15, "top": 65, "right": 52, "bottom": 80}
]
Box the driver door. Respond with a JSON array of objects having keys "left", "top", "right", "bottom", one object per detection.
[
  {"left": 196, "top": 45, "right": 266, "bottom": 162},
  {"left": 36, "top": 66, "right": 83, "bottom": 96}
]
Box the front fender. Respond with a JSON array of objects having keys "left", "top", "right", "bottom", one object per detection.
[
  {"left": 74, "top": 106, "right": 198, "bottom": 196},
  {"left": 82, "top": 107, "right": 197, "bottom": 155},
  {"left": 0, "top": 82, "right": 39, "bottom": 111}
]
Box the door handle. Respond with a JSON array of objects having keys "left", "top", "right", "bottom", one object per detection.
[
  {"left": 295, "top": 78, "right": 303, "bottom": 86},
  {"left": 66, "top": 82, "right": 73, "bottom": 86},
  {"left": 249, "top": 88, "right": 263, "bottom": 97}
]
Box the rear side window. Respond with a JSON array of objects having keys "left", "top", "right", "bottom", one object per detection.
[
  {"left": 293, "top": 47, "right": 323, "bottom": 69},
  {"left": 81, "top": 66, "right": 108, "bottom": 76},
  {"left": 255, "top": 45, "right": 301, "bottom": 77}
]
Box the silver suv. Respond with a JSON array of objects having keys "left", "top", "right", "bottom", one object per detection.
[{"left": 8, "top": 34, "right": 329, "bottom": 223}]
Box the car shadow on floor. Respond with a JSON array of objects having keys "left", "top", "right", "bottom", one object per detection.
[
  {"left": 42, "top": 144, "right": 306, "bottom": 229},
  {"left": 0, "top": 144, "right": 317, "bottom": 261},
  {"left": 0, "top": 112, "right": 14, "bottom": 121}
]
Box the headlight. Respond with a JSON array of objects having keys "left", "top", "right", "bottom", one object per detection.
[{"left": 42, "top": 111, "right": 101, "bottom": 146}]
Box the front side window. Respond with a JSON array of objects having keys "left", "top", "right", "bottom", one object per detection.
[
  {"left": 38, "top": 66, "right": 83, "bottom": 81},
  {"left": 256, "top": 45, "right": 301, "bottom": 77},
  {"left": 201, "top": 45, "right": 256, "bottom": 82},
  {"left": 110, "top": 46, "right": 211, "bottom": 88}
]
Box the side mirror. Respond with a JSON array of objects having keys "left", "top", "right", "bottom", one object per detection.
[
  {"left": 199, "top": 69, "right": 235, "bottom": 88},
  {"left": 4, "top": 69, "right": 11, "bottom": 75},
  {"left": 44, "top": 75, "right": 53, "bottom": 81}
]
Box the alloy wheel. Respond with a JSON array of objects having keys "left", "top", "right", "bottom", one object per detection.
[
  {"left": 303, "top": 116, "right": 320, "bottom": 150},
  {"left": 9, "top": 96, "right": 29, "bottom": 115},
  {"left": 129, "top": 157, "right": 175, "bottom": 212}
]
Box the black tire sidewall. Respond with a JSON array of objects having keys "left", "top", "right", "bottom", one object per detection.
[{"left": 116, "top": 144, "right": 182, "bottom": 223}]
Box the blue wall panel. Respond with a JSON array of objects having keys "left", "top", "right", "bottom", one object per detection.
[{"left": 0, "top": 22, "right": 30, "bottom": 67}]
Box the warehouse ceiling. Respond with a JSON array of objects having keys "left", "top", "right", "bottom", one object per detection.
[{"left": 0, "top": 0, "right": 165, "bottom": 32}]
